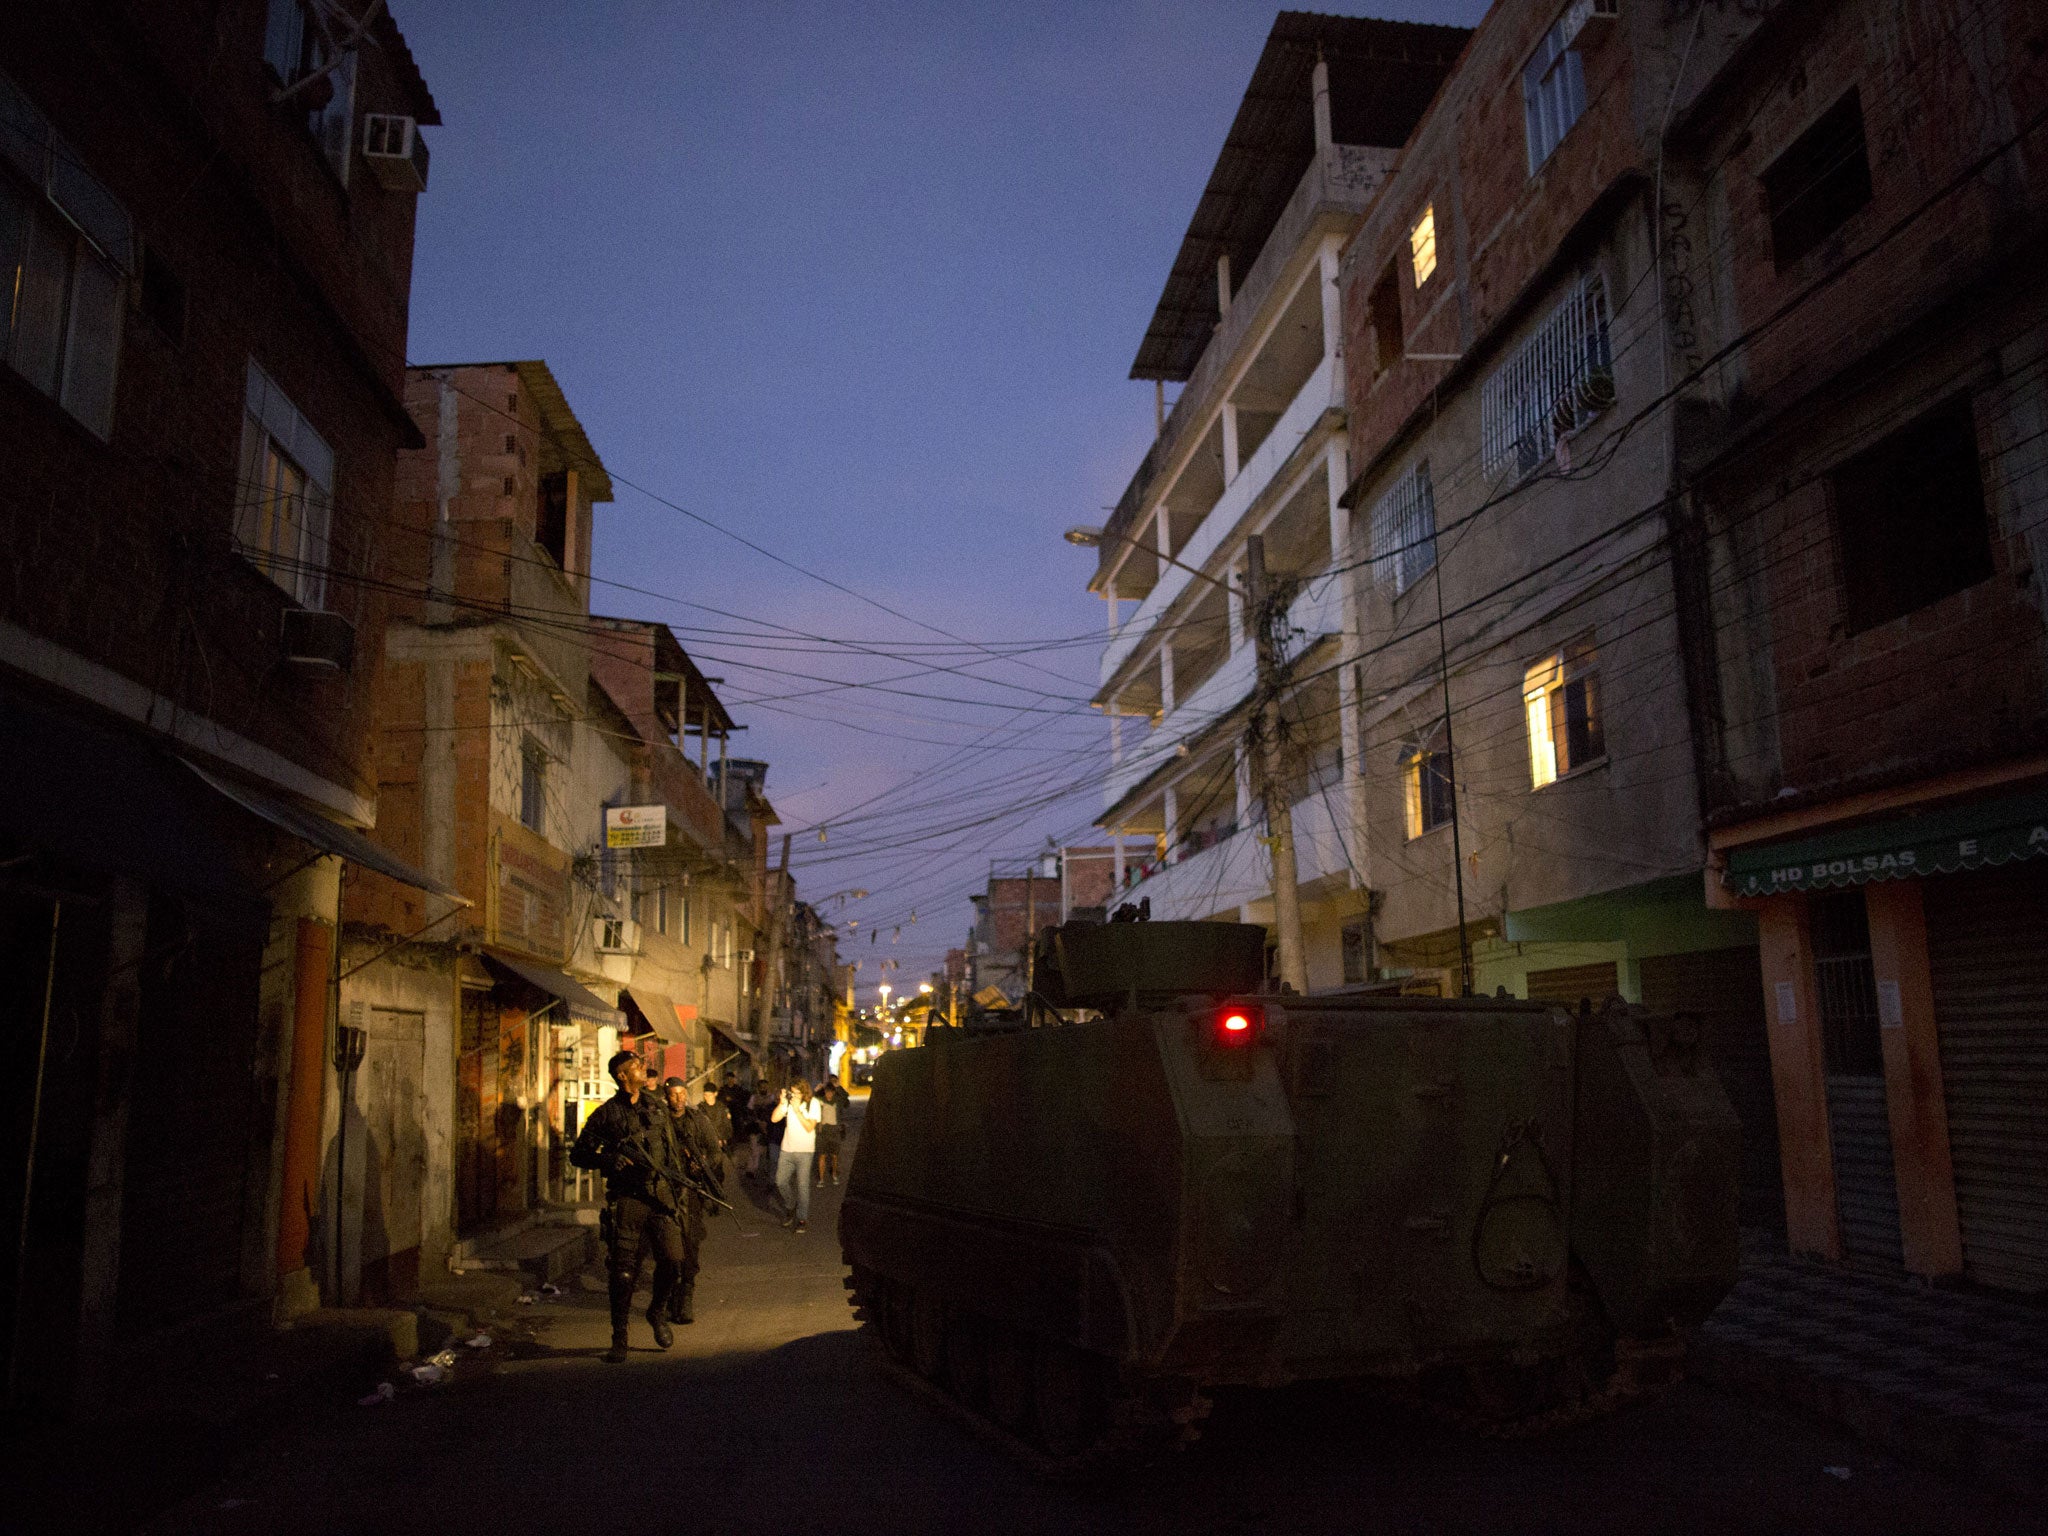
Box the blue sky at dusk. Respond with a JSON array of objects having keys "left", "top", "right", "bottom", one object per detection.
[{"left": 396, "top": 1, "right": 1489, "bottom": 997}]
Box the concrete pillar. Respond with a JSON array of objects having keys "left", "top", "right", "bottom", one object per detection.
[
  {"left": 1163, "top": 785, "right": 1180, "bottom": 856},
  {"left": 1319, "top": 236, "right": 1344, "bottom": 374},
  {"left": 1109, "top": 694, "right": 1123, "bottom": 767},
  {"left": 1755, "top": 895, "right": 1843, "bottom": 1261},
  {"left": 275, "top": 914, "right": 334, "bottom": 1316},
  {"left": 1617, "top": 957, "right": 1643, "bottom": 1004},
  {"left": 1312, "top": 53, "right": 1332, "bottom": 153},
  {"left": 1221, "top": 401, "right": 1241, "bottom": 485},
  {"left": 1328, "top": 444, "right": 1368, "bottom": 889},
  {"left": 1864, "top": 879, "right": 1965, "bottom": 1278},
  {"left": 1105, "top": 579, "right": 1120, "bottom": 635},
  {"left": 1234, "top": 743, "right": 1252, "bottom": 828},
  {"left": 1227, "top": 561, "right": 1246, "bottom": 651},
  {"left": 1217, "top": 252, "right": 1232, "bottom": 318},
  {"left": 1113, "top": 835, "right": 1126, "bottom": 892},
  {"left": 1154, "top": 503, "right": 1172, "bottom": 570},
  {"left": 1159, "top": 644, "right": 1176, "bottom": 717}
]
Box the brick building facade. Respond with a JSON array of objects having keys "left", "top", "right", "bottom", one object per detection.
[
  {"left": 1676, "top": 0, "right": 2048, "bottom": 1291},
  {"left": 0, "top": 1, "right": 440, "bottom": 1412}
]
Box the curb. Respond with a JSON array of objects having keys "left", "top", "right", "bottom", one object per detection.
[{"left": 1688, "top": 1326, "right": 2048, "bottom": 1499}]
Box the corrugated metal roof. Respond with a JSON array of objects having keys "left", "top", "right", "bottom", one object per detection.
[{"left": 1131, "top": 11, "right": 1472, "bottom": 383}]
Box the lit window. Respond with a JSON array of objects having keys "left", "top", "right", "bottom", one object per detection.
[
  {"left": 1524, "top": 638, "right": 1604, "bottom": 787},
  {"left": 235, "top": 360, "right": 335, "bottom": 608},
  {"left": 1523, "top": 12, "right": 1589, "bottom": 173},
  {"left": 1409, "top": 205, "right": 1438, "bottom": 286},
  {"left": 681, "top": 894, "right": 692, "bottom": 947},
  {"left": 1368, "top": 462, "right": 1437, "bottom": 597},
  {"left": 0, "top": 68, "right": 130, "bottom": 439},
  {"left": 1404, "top": 735, "right": 1455, "bottom": 838}
]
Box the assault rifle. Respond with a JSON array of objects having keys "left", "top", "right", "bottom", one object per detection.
[{"left": 617, "top": 1129, "right": 732, "bottom": 1218}]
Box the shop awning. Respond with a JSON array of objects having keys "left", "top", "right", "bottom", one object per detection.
[
  {"left": 1723, "top": 790, "right": 2048, "bottom": 898},
  {"left": 480, "top": 949, "right": 625, "bottom": 1027},
  {"left": 706, "top": 1022, "right": 759, "bottom": 1067},
  {"left": 186, "top": 761, "right": 469, "bottom": 904},
  {"left": 622, "top": 984, "right": 684, "bottom": 1042},
  {"left": 0, "top": 686, "right": 257, "bottom": 907}
]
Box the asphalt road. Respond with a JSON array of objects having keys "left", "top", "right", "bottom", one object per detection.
[{"left": 140, "top": 1111, "right": 2043, "bottom": 1536}]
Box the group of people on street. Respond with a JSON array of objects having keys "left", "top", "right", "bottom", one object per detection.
[{"left": 572, "top": 1052, "right": 852, "bottom": 1359}]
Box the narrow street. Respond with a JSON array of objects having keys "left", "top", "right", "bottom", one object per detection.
[{"left": 139, "top": 1108, "right": 2042, "bottom": 1536}]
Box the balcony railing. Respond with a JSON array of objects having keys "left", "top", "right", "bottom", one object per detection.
[
  {"left": 1113, "top": 786, "right": 1355, "bottom": 922},
  {"left": 1104, "top": 568, "right": 1346, "bottom": 812},
  {"left": 1101, "top": 351, "right": 1341, "bottom": 689},
  {"left": 1096, "top": 142, "right": 1396, "bottom": 585}
]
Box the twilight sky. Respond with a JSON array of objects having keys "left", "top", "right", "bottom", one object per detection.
[{"left": 397, "top": 0, "right": 1488, "bottom": 999}]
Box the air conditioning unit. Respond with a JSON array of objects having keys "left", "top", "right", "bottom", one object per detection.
[
  {"left": 1562, "top": 0, "right": 1618, "bottom": 45},
  {"left": 281, "top": 609, "right": 355, "bottom": 671},
  {"left": 362, "top": 113, "right": 430, "bottom": 192}
]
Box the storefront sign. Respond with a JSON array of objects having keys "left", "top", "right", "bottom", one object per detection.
[
  {"left": 491, "top": 815, "right": 570, "bottom": 962},
  {"left": 605, "top": 805, "right": 667, "bottom": 849},
  {"left": 1724, "top": 793, "right": 2048, "bottom": 899}
]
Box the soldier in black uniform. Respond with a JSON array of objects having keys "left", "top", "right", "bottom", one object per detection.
[
  {"left": 659, "top": 1076, "right": 730, "bottom": 1325},
  {"left": 570, "top": 1051, "right": 688, "bottom": 1364}
]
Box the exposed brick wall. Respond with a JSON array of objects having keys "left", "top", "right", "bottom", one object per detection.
[
  {"left": 1339, "top": 0, "right": 1652, "bottom": 474},
  {"left": 0, "top": 3, "right": 429, "bottom": 809},
  {"left": 1687, "top": 0, "right": 2048, "bottom": 813},
  {"left": 1703, "top": 0, "right": 2048, "bottom": 426}
]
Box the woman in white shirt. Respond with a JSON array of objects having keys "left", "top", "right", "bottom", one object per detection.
[{"left": 770, "top": 1081, "right": 822, "bottom": 1232}]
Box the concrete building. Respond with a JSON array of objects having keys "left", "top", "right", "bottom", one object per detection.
[
  {"left": 586, "top": 616, "right": 758, "bottom": 1087},
  {"left": 0, "top": 2, "right": 441, "bottom": 1411},
  {"left": 1083, "top": 14, "right": 1469, "bottom": 989},
  {"left": 1327, "top": 0, "right": 1776, "bottom": 1199},
  {"left": 1673, "top": 0, "right": 2048, "bottom": 1291},
  {"left": 342, "top": 359, "right": 631, "bottom": 1254}
]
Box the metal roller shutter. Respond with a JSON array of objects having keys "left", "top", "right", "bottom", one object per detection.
[
  {"left": 1640, "top": 947, "right": 1784, "bottom": 1231},
  {"left": 1925, "top": 863, "right": 2048, "bottom": 1293},
  {"left": 1825, "top": 1075, "right": 1904, "bottom": 1266},
  {"left": 1525, "top": 961, "right": 1618, "bottom": 1009}
]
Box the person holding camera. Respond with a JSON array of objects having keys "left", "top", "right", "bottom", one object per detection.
[{"left": 769, "top": 1080, "right": 822, "bottom": 1232}]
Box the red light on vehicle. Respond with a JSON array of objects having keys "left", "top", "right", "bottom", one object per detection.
[{"left": 1212, "top": 1002, "right": 1264, "bottom": 1047}]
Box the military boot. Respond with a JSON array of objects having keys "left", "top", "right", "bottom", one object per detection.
[
  {"left": 646, "top": 1304, "right": 674, "bottom": 1350},
  {"left": 604, "top": 1329, "right": 629, "bottom": 1365},
  {"left": 671, "top": 1280, "right": 695, "bottom": 1325}
]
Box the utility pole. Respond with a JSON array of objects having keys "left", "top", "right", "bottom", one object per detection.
[
  {"left": 1246, "top": 536, "right": 1307, "bottom": 994},
  {"left": 1022, "top": 864, "right": 1036, "bottom": 997},
  {"left": 756, "top": 832, "right": 792, "bottom": 1057}
]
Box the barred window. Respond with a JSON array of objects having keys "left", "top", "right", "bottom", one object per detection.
[
  {"left": 1368, "top": 462, "right": 1438, "bottom": 597},
  {"left": 1481, "top": 276, "right": 1612, "bottom": 478}
]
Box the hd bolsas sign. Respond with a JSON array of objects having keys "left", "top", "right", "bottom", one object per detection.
[
  {"left": 605, "top": 805, "right": 667, "bottom": 849},
  {"left": 1727, "top": 798, "right": 2048, "bottom": 898}
]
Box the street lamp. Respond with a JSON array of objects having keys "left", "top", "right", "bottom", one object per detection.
[
  {"left": 878, "top": 983, "right": 892, "bottom": 1010},
  {"left": 1064, "top": 524, "right": 1233, "bottom": 594}
]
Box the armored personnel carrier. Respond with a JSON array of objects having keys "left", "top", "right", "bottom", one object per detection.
[{"left": 840, "top": 919, "right": 1741, "bottom": 1477}]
